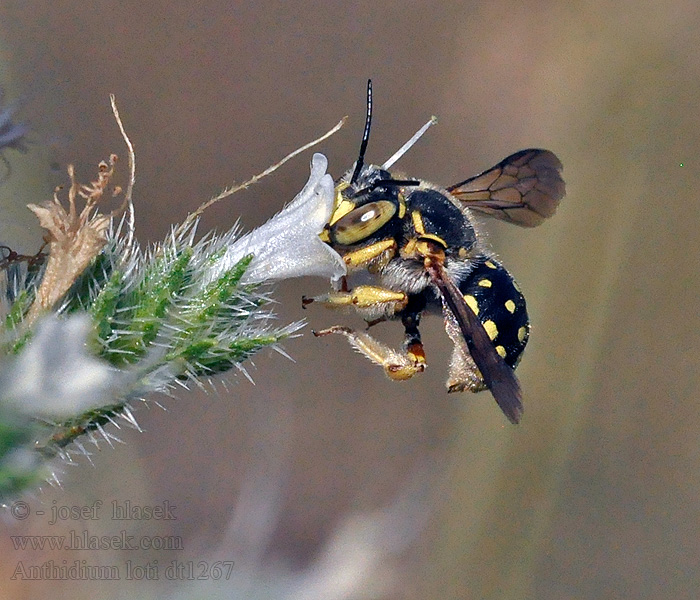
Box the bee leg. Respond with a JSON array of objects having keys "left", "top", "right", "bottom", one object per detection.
[
  {"left": 365, "top": 316, "right": 387, "bottom": 329},
  {"left": 302, "top": 285, "right": 408, "bottom": 311},
  {"left": 313, "top": 325, "right": 426, "bottom": 381},
  {"left": 442, "top": 308, "right": 486, "bottom": 393},
  {"left": 446, "top": 343, "right": 487, "bottom": 393},
  {"left": 400, "top": 305, "right": 427, "bottom": 371}
]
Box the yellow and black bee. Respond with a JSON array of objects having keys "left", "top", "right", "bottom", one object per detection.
[{"left": 304, "top": 81, "right": 565, "bottom": 424}]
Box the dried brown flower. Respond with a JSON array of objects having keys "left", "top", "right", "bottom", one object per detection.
[{"left": 26, "top": 155, "right": 126, "bottom": 324}]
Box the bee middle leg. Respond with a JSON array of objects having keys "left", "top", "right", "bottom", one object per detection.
[{"left": 313, "top": 304, "right": 427, "bottom": 381}]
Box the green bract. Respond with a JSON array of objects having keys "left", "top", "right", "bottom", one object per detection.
[{"left": 0, "top": 151, "right": 340, "bottom": 502}]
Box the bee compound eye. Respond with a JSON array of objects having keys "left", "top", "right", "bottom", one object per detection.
[{"left": 330, "top": 200, "right": 397, "bottom": 245}]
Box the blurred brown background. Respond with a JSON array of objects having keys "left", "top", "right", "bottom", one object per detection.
[{"left": 0, "top": 1, "right": 699, "bottom": 598}]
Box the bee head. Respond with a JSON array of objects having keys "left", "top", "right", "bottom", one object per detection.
[{"left": 325, "top": 167, "right": 404, "bottom": 248}]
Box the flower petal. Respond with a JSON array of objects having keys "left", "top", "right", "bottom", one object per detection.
[
  {"left": 214, "top": 153, "right": 346, "bottom": 285},
  {"left": 0, "top": 314, "right": 117, "bottom": 417}
]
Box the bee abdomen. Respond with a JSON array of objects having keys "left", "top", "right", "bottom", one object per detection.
[{"left": 459, "top": 258, "right": 530, "bottom": 368}]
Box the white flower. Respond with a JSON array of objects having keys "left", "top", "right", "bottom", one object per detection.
[
  {"left": 0, "top": 314, "right": 117, "bottom": 417},
  {"left": 211, "top": 153, "right": 346, "bottom": 285}
]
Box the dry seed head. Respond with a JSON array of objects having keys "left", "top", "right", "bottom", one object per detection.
[{"left": 26, "top": 156, "right": 127, "bottom": 324}]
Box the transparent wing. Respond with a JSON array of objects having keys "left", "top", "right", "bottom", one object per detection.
[
  {"left": 425, "top": 259, "right": 523, "bottom": 424},
  {"left": 447, "top": 149, "right": 565, "bottom": 227}
]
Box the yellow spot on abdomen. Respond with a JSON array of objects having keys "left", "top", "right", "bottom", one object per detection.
[
  {"left": 495, "top": 345, "right": 507, "bottom": 358},
  {"left": 483, "top": 319, "right": 498, "bottom": 340},
  {"left": 505, "top": 299, "right": 516, "bottom": 313},
  {"left": 485, "top": 260, "right": 497, "bottom": 269},
  {"left": 464, "top": 295, "right": 479, "bottom": 315},
  {"left": 517, "top": 326, "right": 527, "bottom": 342},
  {"left": 478, "top": 279, "right": 492, "bottom": 288}
]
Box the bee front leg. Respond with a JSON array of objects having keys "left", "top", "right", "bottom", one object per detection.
[
  {"left": 302, "top": 286, "right": 408, "bottom": 312},
  {"left": 313, "top": 324, "right": 426, "bottom": 381}
]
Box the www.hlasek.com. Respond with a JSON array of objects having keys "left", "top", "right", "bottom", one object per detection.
[
  {"left": 11, "top": 529, "right": 183, "bottom": 552},
  {"left": 11, "top": 560, "right": 235, "bottom": 581},
  {"left": 8, "top": 499, "right": 233, "bottom": 580}
]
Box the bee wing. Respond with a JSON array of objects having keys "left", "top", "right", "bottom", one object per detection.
[
  {"left": 426, "top": 259, "right": 523, "bottom": 424},
  {"left": 447, "top": 149, "right": 565, "bottom": 227}
]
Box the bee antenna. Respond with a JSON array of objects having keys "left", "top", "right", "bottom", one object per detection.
[
  {"left": 350, "top": 79, "right": 373, "bottom": 185},
  {"left": 382, "top": 115, "right": 438, "bottom": 170}
]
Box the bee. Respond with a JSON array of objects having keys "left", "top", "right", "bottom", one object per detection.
[{"left": 304, "top": 81, "right": 564, "bottom": 423}]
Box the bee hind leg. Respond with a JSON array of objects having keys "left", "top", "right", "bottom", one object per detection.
[
  {"left": 443, "top": 309, "right": 487, "bottom": 393},
  {"left": 313, "top": 325, "right": 426, "bottom": 381},
  {"left": 446, "top": 342, "right": 487, "bottom": 393}
]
